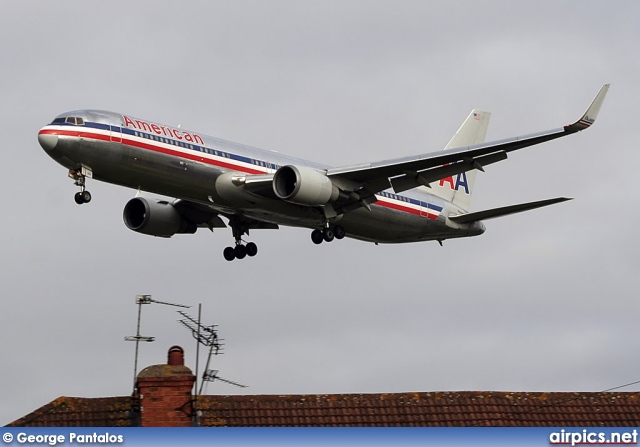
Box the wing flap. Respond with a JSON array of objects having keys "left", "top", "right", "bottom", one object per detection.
[
  {"left": 389, "top": 151, "right": 508, "bottom": 193},
  {"left": 329, "top": 127, "right": 565, "bottom": 185},
  {"left": 174, "top": 199, "right": 279, "bottom": 232},
  {"left": 173, "top": 199, "right": 227, "bottom": 228}
]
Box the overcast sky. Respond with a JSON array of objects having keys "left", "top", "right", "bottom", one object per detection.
[{"left": 1, "top": 1, "right": 639, "bottom": 425}]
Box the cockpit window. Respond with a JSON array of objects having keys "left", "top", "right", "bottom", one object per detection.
[
  {"left": 65, "top": 117, "right": 84, "bottom": 125},
  {"left": 51, "top": 116, "right": 85, "bottom": 125}
]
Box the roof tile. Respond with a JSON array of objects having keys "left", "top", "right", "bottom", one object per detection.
[
  {"left": 8, "top": 396, "right": 137, "bottom": 427},
  {"left": 11, "top": 391, "right": 640, "bottom": 427},
  {"left": 195, "top": 392, "right": 640, "bottom": 427}
]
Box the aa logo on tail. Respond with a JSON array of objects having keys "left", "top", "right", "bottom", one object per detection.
[{"left": 439, "top": 172, "right": 470, "bottom": 194}]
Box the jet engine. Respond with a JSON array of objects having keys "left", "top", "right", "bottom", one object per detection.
[
  {"left": 273, "top": 165, "right": 341, "bottom": 206},
  {"left": 123, "top": 197, "right": 197, "bottom": 237}
]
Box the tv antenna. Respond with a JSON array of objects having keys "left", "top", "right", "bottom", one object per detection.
[
  {"left": 203, "top": 369, "right": 247, "bottom": 389},
  {"left": 178, "top": 309, "right": 222, "bottom": 351},
  {"left": 178, "top": 305, "right": 247, "bottom": 394},
  {"left": 125, "top": 294, "right": 190, "bottom": 393}
]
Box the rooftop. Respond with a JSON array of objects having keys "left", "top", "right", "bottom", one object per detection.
[{"left": 8, "top": 391, "right": 640, "bottom": 427}]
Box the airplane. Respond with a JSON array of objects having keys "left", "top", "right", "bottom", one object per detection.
[{"left": 38, "top": 84, "right": 609, "bottom": 261}]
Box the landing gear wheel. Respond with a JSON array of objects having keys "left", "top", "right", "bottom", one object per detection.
[
  {"left": 234, "top": 244, "right": 247, "bottom": 259},
  {"left": 74, "top": 192, "right": 85, "bottom": 205},
  {"left": 323, "top": 227, "right": 335, "bottom": 242},
  {"left": 74, "top": 190, "right": 92, "bottom": 204},
  {"left": 311, "top": 229, "right": 324, "bottom": 245},
  {"left": 223, "top": 247, "right": 236, "bottom": 261},
  {"left": 334, "top": 225, "right": 346, "bottom": 240},
  {"left": 246, "top": 242, "right": 258, "bottom": 257}
]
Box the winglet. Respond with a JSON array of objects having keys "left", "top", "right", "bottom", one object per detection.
[{"left": 566, "top": 84, "right": 610, "bottom": 132}]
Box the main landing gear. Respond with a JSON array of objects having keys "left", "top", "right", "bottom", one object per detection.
[
  {"left": 311, "top": 224, "right": 346, "bottom": 245},
  {"left": 69, "top": 168, "right": 92, "bottom": 205},
  {"left": 223, "top": 241, "right": 258, "bottom": 261},
  {"left": 223, "top": 218, "right": 258, "bottom": 261}
]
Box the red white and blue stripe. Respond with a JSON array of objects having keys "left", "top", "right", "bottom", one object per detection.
[{"left": 40, "top": 118, "right": 443, "bottom": 220}]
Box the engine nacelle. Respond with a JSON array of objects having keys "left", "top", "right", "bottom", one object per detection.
[
  {"left": 273, "top": 165, "right": 340, "bottom": 205},
  {"left": 123, "top": 197, "right": 197, "bottom": 238}
]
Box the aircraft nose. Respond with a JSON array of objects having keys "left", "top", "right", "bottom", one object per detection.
[{"left": 38, "top": 131, "right": 58, "bottom": 152}]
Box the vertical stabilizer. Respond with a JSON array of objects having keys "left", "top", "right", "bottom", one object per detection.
[{"left": 423, "top": 109, "right": 490, "bottom": 211}]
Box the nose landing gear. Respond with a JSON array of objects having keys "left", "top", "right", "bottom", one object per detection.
[
  {"left": 69, "top": 167, "right": 92, "bottom": 205},
  {"left": 74, "top": 190, "right": 92, "bottom": 205}
]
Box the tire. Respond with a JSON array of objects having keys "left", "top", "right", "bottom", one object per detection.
[
  {"left": 311, "top": 229, "right": 324, "bottom": 245},
  {"left": 234, "top": 244, "right": 247, "bottom": 259},
  {"left": 82, "top": 190, "right": 92, "bottom": 203},
  {"left": 223, "top": 247, "right": 236, "bottom": 261},
  {"left": 246, "top": 242, "right": 258, "bottom": 257},
  {"left": 334, "top": 225, "right": 346, "bottom": 239},
  {"left": 323, "top": 227, "right": 334, "bottom": 243},
  {"left": 74, "top": 192, "right": 85, "bottom": 204}
]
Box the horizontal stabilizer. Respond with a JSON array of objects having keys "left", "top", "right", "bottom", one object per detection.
[{"left": 448, "top": 197, "right": 572, "bottom": 224}]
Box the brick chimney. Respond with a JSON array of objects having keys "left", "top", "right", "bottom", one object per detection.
[{"left": 136, "top": 346, "right": 195, "bottom": 427}]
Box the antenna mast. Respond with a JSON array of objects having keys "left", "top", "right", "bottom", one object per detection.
[{"left": 125, "top": 294, "right": 190, "bottom": 393}]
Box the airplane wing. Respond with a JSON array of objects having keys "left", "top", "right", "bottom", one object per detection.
[
  {"left": 223, "top": 85, "right": 608, "bottom": 216},
  {"left": 327, "top": 84, "right": 609, "bottom": 196},
  {"left": 173, "top": 199, "right": 278, "bottom": 231},
  {"left": 173, "top": 199, "right": 228, "bottom": 229}
]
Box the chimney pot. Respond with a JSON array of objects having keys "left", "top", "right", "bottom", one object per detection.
[{"left": 167, "top": 345, "right": 184, "bottom": 366}]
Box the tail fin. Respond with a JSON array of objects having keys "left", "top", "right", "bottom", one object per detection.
[{"left": 424, "top": 109, "right": 490, "bottom": 211}]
